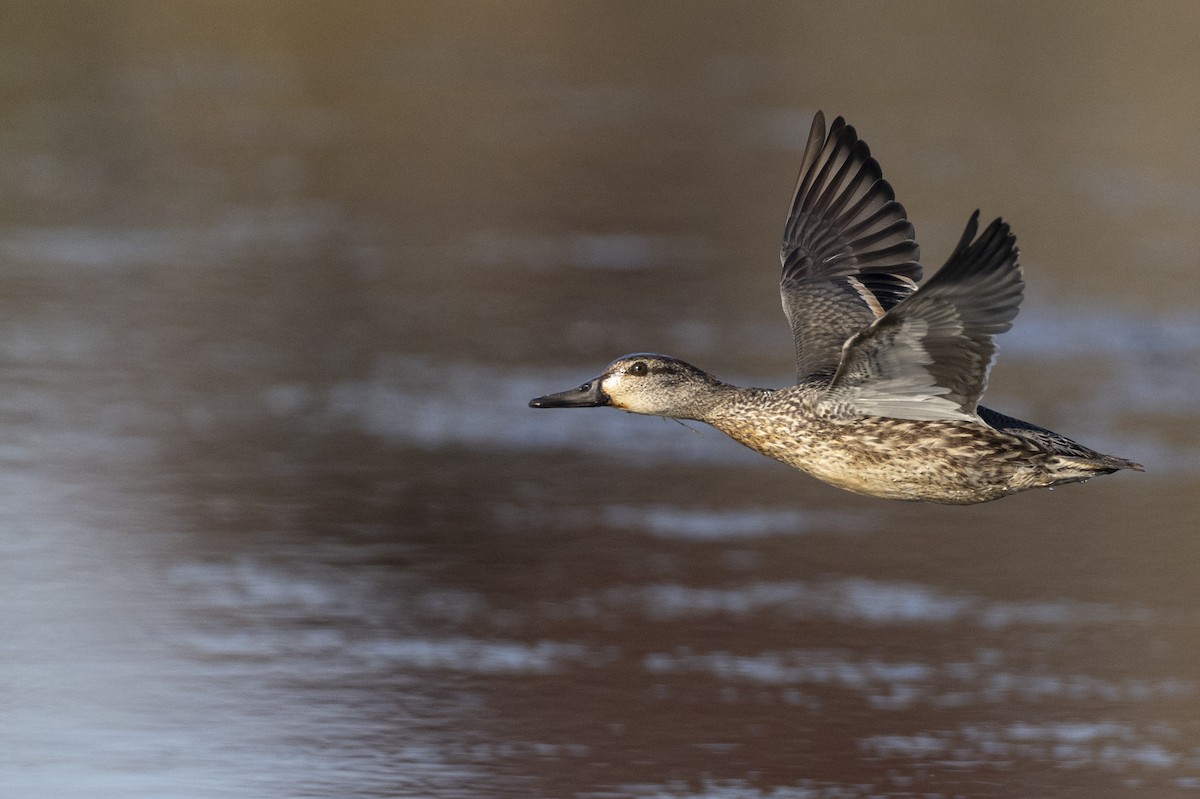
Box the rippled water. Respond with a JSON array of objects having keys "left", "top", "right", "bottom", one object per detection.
[{"left": 2, "top": 4, "right": 1199, "bottom": 798}]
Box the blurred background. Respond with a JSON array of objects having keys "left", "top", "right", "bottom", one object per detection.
[{"left": 1, "top": 3, "right": 1198, "bottom": 797}]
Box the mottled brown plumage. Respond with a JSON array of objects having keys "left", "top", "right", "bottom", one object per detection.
[{"left": 530, "top": 112, "right": 1143, "bottom": 504}]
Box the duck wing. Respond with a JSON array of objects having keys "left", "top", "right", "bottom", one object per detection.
[
  {"left": 822, "top": 212, "right": 1023, "bottom": 421},
  {"left": 781, "top": 112, "right": 922, "bottom": 382}
]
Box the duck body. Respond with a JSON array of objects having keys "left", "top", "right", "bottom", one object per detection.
[
  {"left": 532, "top": 354, "right": 1140, "bottom": 505},
  {"left": 705, "top": 387, "right": 1134, "bottom": 505},
  {"left": 530, "top": 112, "right": 1142, "bottom": 504}
]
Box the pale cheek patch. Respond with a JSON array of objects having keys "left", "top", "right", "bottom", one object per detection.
[{"left": 602, "top": 373, "right": 629, "bottom": 408}]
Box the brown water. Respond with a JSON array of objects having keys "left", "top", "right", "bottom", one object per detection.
[{"left": 1, "top": 4, "right": 1199, "bottom": 798}]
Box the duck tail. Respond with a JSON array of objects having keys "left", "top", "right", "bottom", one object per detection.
[
  {"left": 1057, "top": 452, "right": 1144, "bottom": 476},
  {"left": 1092, "top": 453, "right": 1144, "bottom": 473}
]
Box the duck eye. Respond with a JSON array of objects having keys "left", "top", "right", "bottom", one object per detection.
[{"left": 628, "top": 361, "right": 648, "bottom": 376}]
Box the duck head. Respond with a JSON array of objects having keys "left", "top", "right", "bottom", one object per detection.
[{"left": 529, "top": 353, "right": 721, "bottom": 418}]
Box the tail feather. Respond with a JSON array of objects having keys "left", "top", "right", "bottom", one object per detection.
[
  {"left": 1063, "top": 453, "right": 1144, "bottom": 474},
  {"left": 977, "top": 405, "right": 1143, "bottom": 474}
]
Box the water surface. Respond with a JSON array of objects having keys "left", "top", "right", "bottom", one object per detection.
[{"left": 1, "top": 4, "right": 1199, "bottom": 798}]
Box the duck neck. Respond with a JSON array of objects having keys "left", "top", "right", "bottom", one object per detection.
[{"left": 681, "top": 382, "right": 769, "bottom": 423}]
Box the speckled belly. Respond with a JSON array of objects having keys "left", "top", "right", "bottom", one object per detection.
[{"left": 711, "top": 415, "right": 1049, "bottom": 504}]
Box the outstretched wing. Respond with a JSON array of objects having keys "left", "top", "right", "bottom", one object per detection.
[
  {"left": 781, "top": 111, "right": 922, "bottom": 381},
  {"left": 821, "top": 212, "right": 1023, "bottom": 421}
]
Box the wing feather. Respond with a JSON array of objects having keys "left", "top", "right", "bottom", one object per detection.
[
  {"left": 780, "top": 112, "right": 922, "bottom": 381},
  {"left": 822, "top": 213, "right": 1023, "bottom": 421}
]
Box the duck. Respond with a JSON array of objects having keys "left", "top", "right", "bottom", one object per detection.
[{"left": 529, "top": 112, "right": 1143, "bottom": 504}]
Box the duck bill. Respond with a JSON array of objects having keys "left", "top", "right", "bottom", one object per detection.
[{"left": 529, "top": 378, "right": 609, "bottom": 408}]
